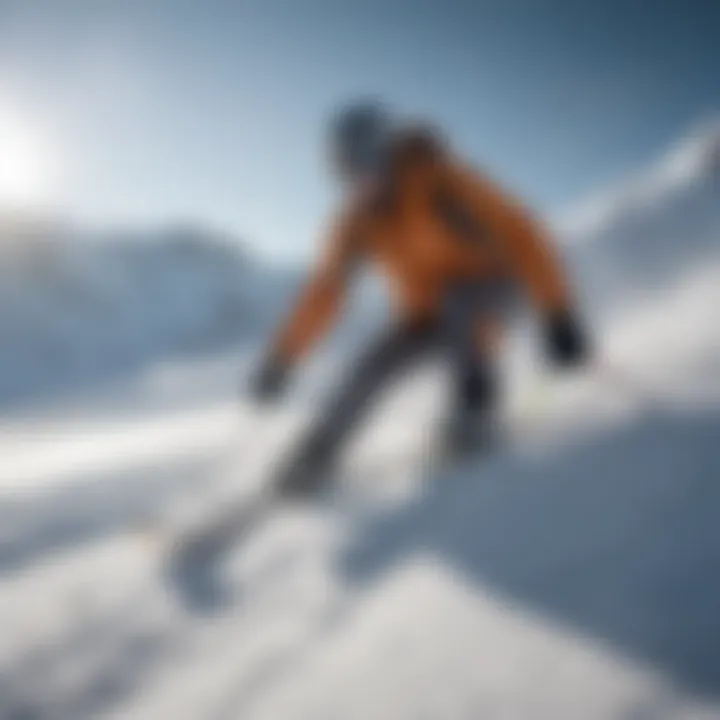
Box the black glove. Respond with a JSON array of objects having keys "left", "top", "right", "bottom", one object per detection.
[
  {"left": 249, "top": 354, "right": 289, "bottom": 403},
  {"left": 544, "top": 311, "right": 590, "bottom": 368}
]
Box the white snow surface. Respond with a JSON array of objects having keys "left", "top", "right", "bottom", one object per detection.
[{"left": 0, "top": 125, "right": 720, "bottom": 719}]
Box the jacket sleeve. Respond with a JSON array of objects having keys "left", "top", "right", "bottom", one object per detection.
[
  {"left": 444, "top": 162, "right": 573, "bottom": 315},
  {"left": 270, "top": 209, "right": 363, "bottom": 365}
]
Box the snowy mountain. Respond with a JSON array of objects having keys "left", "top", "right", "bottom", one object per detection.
[
  {"left": 0, "top": 213, "right": 296, "bottom": 406},
  {"left": 558, "top": 121, "right": 720, "bottom": 312}
]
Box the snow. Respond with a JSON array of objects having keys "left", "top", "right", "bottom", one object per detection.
[{"left": 1, "top": 124, "right": 720, "bottom": 719}]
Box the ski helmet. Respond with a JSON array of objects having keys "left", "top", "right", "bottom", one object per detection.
[{"left": 329, "top": 100, "right": 393, "bottom": 180}]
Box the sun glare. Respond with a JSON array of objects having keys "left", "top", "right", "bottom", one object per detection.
[{"left": 0, "top": 109, "right": 53, "bottom": 207}]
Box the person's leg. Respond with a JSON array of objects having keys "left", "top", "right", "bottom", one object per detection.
[
  {"left": 441, "top": 281, "right": 508, "bottom": 454},
  {"left": 276, "top": 320, "right": 436, "bottom": 496},
  {"left": 450, "top": 332, "right": 499, "bottom": 453}
]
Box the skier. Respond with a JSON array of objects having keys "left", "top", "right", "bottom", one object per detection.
[{"left": 250, "top": 101, "right": 589, "bottom": 496}]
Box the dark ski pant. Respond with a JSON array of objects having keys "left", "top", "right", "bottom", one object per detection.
[{"left": 290, "top": 281, "right": 515, "bottom": 471}]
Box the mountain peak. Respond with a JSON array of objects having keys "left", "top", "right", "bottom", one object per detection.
[
  {"left": 557, "top": 118, "right": 720, "bottom": 239},
  {"left": 659, "top": 119, "right": 720, "bottom": 187}
]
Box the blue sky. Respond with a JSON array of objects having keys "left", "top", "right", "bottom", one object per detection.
[{"left": 0, "top": 0, "right": 718, "bottom": 261}]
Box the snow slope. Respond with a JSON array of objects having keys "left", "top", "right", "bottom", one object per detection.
[
  {"left": 0, "top": 124, "right": 719, "bottom": 719},
  {"left": 0, "top": 263, "right": 718, "bottom": 720}
]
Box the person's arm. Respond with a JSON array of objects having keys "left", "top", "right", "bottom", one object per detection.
[
  {"left": 251, "top": 209, "right": 364, "bottom": 400},
  {"left": 444, "top": 161, "right": 588, "bottom": 366}
]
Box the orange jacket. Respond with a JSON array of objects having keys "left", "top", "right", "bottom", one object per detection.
[{"left": 272, "top": 129, "right": 572, "bottom": 363}]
